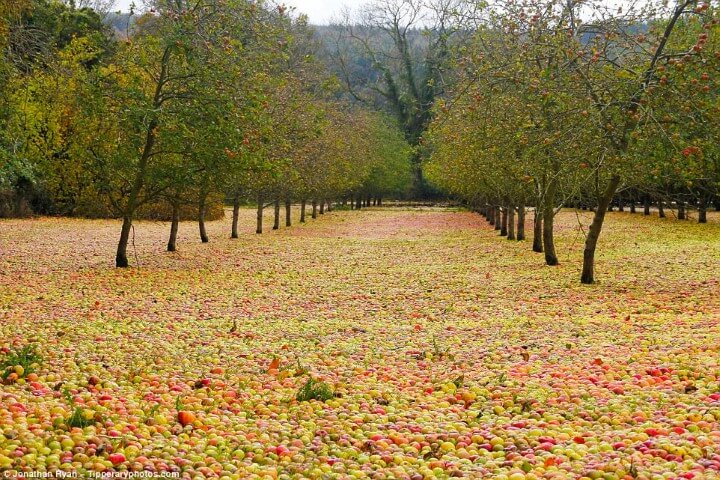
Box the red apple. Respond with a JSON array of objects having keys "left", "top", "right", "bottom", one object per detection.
[{"left": 178, "top": 411, "right": 196, "bottom": 426}]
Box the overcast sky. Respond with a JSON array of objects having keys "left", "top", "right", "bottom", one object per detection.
[{"left": 113, "top": 0, "right": 368, "bottom": 24}]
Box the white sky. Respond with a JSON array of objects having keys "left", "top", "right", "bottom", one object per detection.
[{"left": 113, "top": 0, "right": 369, "bottom": 25}]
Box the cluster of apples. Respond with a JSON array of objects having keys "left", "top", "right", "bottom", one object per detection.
[
  {"left": 1, "top": 209, "right": 719, "bottom": 478},
  {"left": 1, "top": 325, "right": 719, "bottom": 480}
]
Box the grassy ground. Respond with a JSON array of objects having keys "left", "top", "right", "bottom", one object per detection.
[{"left": 0, "top": 207, "right": 719, "bottom": 480}]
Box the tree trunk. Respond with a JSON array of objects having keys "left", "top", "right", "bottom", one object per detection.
[
  {"left": 494, "top": 207, "right": 501, "bottom": 231},
  {"left": 327, "top": 201, "right": 332, "bottom": 212},
  {"left": 543, "top": 193, "right": 558, "bottom": 266},
  {"left": 617, "top": 196, "right": 624, "bottom": 212},
  {"left": 488, "top": 206, "right": 495, "bottom": 226},
  {"left": 256, "top": 195, "right": 263, "bottom": 234},
  {"left": 507, "top": 205, "right": 516, "bottom": 240},
  {"left": 285, "top": 199, "right": 291, "bottom": 227},
  {"left": 643, "top": 197, "right": 651, "bottom": 216},
  {"left": 378, "top": 198, "right": 382, "bottom": 207},
  {"left": 116, "top": 215, "right": 133, "bottom": 268},
  {"left": 677, "top": 201, "right": 686, "bottom": 220},
  {"left": 231, "top": 197, "right": 240, "bottom": 239},
  {"left": 533, "top": 209, "right": 543, "bottom": 253},
  {"left": 115, "top": 124, "right": 155, "bottom": 267},
  {"left": 198, "top": 195, "right": 209, "bottom": 243},
  {"left": 356, "top": 196, "right": 362, "bottom": 210},
  {"left": 113, "top": 61, "right": 164, "bottom": 268},
  {"left": 500, "top": 207, "right": 508, "bottom": 236},
  {"left": 312, "top": 200, "right": 318, "bottom": 219},
  {"left": 517, "top": 206, "right": 525, "bottom": 241},
  {"left": 273, "top": 199, "right": 280, "bottom": 230},
  {"left": 168, "top": 204, "right": 179, "bottom": 252},
  {"left": 581, "top": 175, "right": 621, "bottom": 284},
  {"left": 349, "top": 197, "right": 355, "bottom": 210},
  {"left": 629, "top": 201, "right": 636, "bottom": 214},
  {"left": 658, "top": 199, "right": 665, "bottom": 218},
  {"left": 543, "top": 210, "right": 558, "bottom": 265},
  {"left": 699, "top": 197, "right": 707, "bottom": 224},
  {"left": 300, "top": 199, "right": 306, "bottom": 223},
  {"left": 319, "top": 201, "right": 325, "bottom": 215}
]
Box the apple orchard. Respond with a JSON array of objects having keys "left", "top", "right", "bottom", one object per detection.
[{"left": 1, "top": 0, "right": 720, "bottom": 480}]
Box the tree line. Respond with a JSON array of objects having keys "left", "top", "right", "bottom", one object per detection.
[
  {"left": 2, "top": 0, "right": 717, "bottom": 280},
  {"left": 424, "top": 0, "right": 719, "bottom": 283},
  {"left": 0, "top": 0, "right": 413, "bottom": 267}
]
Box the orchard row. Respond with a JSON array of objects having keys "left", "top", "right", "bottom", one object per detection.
[
  {"left": 425, "top": 0, "right": 719, "bottom": 283},
  {"left": 0, "top": 1, "right": 413, "bottom": 267}
]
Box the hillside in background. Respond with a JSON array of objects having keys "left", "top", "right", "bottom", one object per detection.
[{"left": 104, "top": 12, "right": 134, "bottom": 37}]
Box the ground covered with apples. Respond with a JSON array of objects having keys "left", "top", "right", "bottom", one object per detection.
[{"left": 1, "top": 208, "right": 719, "bottom": 480}]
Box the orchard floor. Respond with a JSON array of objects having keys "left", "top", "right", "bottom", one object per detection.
[{"left": 1, "top": 207, "right": 720, "bottom": 480}]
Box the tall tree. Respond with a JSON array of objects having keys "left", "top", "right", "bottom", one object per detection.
[
  {"left": 333, "top": 0, "right": 470, "bottom": 196},
  {"left": 427, "top": 0, "right": 716, "bottom": 283},
  {"left": 76, "top": 0, "right": 266, "bottom": 266},
  {"left": 565, "top": 0, "right": 709, "bottom": 283}
]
